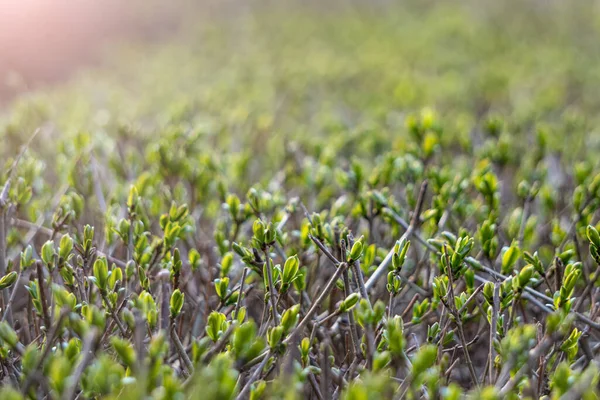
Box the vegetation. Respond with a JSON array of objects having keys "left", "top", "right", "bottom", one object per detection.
[{"left": 2, "top": 0, "right": 600, "bottom": 398}]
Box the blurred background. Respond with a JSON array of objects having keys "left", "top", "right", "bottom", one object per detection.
[
  {"left": 2, "top": 0, "right": 600, "bottom": 156},
  {"left": 0, "top": 0, "right": 190, "bottom": 102}
]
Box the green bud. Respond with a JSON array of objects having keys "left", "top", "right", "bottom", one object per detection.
[
  {"left": 170, "top": 289, "right": 185, "bottom": 318},
  {"left": 501, "top": 245, "right": 520, "bottom": 274},
  {"left": 20, "top": 245, "right": 34, "bottom": 270},
  {"left": 126, "top": 260, "right": 136, "bottom": 279},
  {"left": 483, "top": 282, "right": 495, "bottom": 305},
  {"left": 214, "top": 278, "right": 230, "bottom": 300},
  {"left": 267, "top": 326, "right": 284, "bottom": 350},
  {"left": 349, "top": 240, "right": 363, "bottom": 262},
  {"left": 58, "top": 234, "right": 73, "bottom": 261},
  {"left": 588, "top": 225, "right": 600, "bottom": 249},
  {"left": 92, "top": 257, "right": 109, "bottom": 291},
  {"left": 518, "top": 265, "right": 534, "bottom": 289},
  {"left": 253, "top": 220, "right": 265, "bottom": 244},
  {"left": 189, "top": 249, "right": 202, "bottom": 272},
  {"left": 282, "top": 255, "right": 300, "bottom": 285},
  {"left": 0, "top": 321, "right": 19, "bottom": 348},
  {"left": 108, "top": 265, "right": 123, "bottom": 291},
  {"left": 41, "top": 240, "right": 55, "bottom": 267},
  {"left": 111, "top": 337, "right": 137, "bottom": 368},
  {"left": 280, "top": 305, "right": 300, "bottom": 334},
  {"left": 340, "top": 293, "right": 360, "bottom": 312},
  {"left": 411, "top": 344, "right": 437, "bottom": 378},
  {"left": 221, "top": 253, "right": 233, "bottom": 276},
  {"left": 127, "top": 185, "right": 139, "bottom": 211},
  {"left": 0, "top": 271, "right": 17, "bottom": 290}
]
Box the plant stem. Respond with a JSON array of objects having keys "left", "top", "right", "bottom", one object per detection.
[
  {"left": 263, "top": 248, "right": 280, "bottom": 326},
  {"left": 233, "top": 267, "right": 248, "bottom": 320},
  {"left": 365, "top": 180, "right": 428, "bottom": 291},
  {"left": 235, "top": 352, "right": 272, "bottom": 400},
  {"left": 443, "top": 248, "right": 479, "bottom": 387}
]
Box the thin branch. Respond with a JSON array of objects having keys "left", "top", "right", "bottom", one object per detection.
[{"left": 365, "top": 180, "right": 428, "bottom": 291}]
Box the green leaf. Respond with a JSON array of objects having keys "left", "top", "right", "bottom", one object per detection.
[
  {"left": 501, "top": 245, "right": 520, "bottom": 274},
  {"left": 170, "top": 289, "right": 184, "bottom": 318},
  {"left": 0, "top": 271, "right": 17, "bottom": 290},
  {"left": 92, "top": 257, "right": 109, "bottom": 291}
]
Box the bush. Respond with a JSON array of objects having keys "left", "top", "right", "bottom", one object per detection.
[{"left": 1, "top": 1, "right": 600, "bottom": 399}]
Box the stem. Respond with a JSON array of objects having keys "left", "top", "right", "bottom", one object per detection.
[
  {"left": 62, "top": 329, "right": 99, "bottom": 400},
  {"left": 263, "top": 248, "right": 280, "bottom": 326},
  {"left": 342, "top": 269, "right": 361, "bottom": 358},
  {"left": 320, "top": 343, "right": 332, "bottom": 400},
  {"left": 365, "top": 180, "right": 428, "bottom": 291},
  {"left": 201, "top": 322, "right": 237, "bottom": 364},
  {"left": 235, "top": 352, "right": 272, "bottom": 400},
  {"left": 233, "top": 267, "right": 248, "bottom": 320},
  {"left": 288, "top": 263, "right": 347, "bottom": 341},
  {"left": 488, "top": 283, "right": 500, "bottom": 385},
  {"left": 171, "top": 323, "right": 194, "bottom": 375},
  {"left": 444, "top": 248, "right": 479, "bottom": 387},
  {"left": 36, "top": 261, "right": 51, "bottom": 330},
  {"left": 100, "top": 290, "right": 127, "bottom": 336}
]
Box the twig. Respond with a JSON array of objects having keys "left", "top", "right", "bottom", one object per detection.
[
  {"left": 201, "top": 322, "right": 237, "bottom": 364},
  {"left": 235, "top": 352, "right": 272, "bottom": 400},
  {"left": 365, "top": 181, "right": 428, "bottom": 291},
  {"left": 62, "top": 329, "right": 100, "bottom": 400},
  {"left": 171, "top": 324, "right": 194, "bottom": 375},
  {"left": 263, "top": 248, "right": 280, "bottom": 326},
  {"left": 288, "top": 263, "right": 348, "bottom": 342},
  {"left": 321, "top": 342, "right": 332, "bottom": 400},
  {"left": 99, "top": 290, "right": 128, "bottom": 336},
  {"left": 233, "top": 267, "right": 248, "bottom": 320},
  {"left": 488, "top": 283, "right": 500, "bottom": 384},
  {"left": 443, "top": 247, "right": 479, "bottom": 387},
  {"left": 36, "top": 261, "right": 51, "bottom": 330}
]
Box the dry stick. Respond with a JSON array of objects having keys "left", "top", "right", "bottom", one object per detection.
[
  {"left": 308, "top": 373, "right": 325, "bottom": 400},
  {"left": 62, "top": 329, "right": 100, "bottom": 400},
  {"left": 320, "top": 343, "right": 332, "bottom": 400},
  {"left": 235, "top": 352, "right": 272, "bottom": 400},
  {"left": 171, "top": 324, "right": 194, "bottom": 375},
  {"left": 364, "top": 180, "right": 428, "bottom": 292},
  {"left": 99, "top": 290, "right": 128, "bottom": 336},
  {"left": 234, "top": 267, "right": 248, "bottom": 320},
  {"left": 488, "top": 283, "right": 500, "bottom": 385},
  {"left": 263, "top": 248, "right": 280, "bottom": 326},
  {"left": 442, "top": 248, "right": 479, "bottom": 388},
  {"left": 289, "top": 263, "right": 348, "bottom": 341},
  {"left": 36, "top": 261, "right": 52, "bottom": 330}
]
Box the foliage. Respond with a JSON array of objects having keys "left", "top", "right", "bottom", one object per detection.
[{"left": 1, "top": 0, "right": 600, "bottom": 399}]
